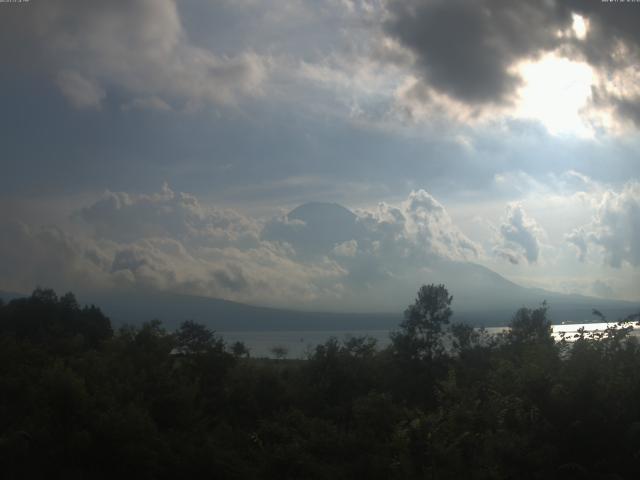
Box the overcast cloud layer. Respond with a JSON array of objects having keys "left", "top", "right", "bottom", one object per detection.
[{"left": 0, "top": 0, "right": 638, "bottom": 308}]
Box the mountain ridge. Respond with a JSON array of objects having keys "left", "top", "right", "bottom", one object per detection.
[{"left": 3, "top": 287, "right": 638, "bottom": 332}]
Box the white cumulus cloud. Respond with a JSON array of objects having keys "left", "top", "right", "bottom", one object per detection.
[
  {"left": 494, "top": 203, "right": 544, "bottom": 265},
  {"left": 567, "top": 181, "right": 640, "bottom": 268}
]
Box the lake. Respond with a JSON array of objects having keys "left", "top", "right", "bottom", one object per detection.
[{"left": 220, "top": 321, "right": 640, "bottom": 358}]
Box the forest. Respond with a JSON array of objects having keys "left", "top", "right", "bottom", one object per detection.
[{"left": 2, "top": 286, "right": 640, "bottom": 479}]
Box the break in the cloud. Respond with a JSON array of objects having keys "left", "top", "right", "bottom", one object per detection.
[
  {"left": 566, "top": 181, "right": 640, "bottom": 268},
  {"left": 494, "top": 203, "right": 544, "bottom": 265},
  {"left": 384, "top": 0, "right": 570, "bottom": 106},
  {"left": 382, "top": 0, "right": 640, "bottom": 130},
  {"left": 0, "top": 0, "right": 266, "bottom": 110}
]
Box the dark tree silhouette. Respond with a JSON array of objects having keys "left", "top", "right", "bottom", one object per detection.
[
  {"left": 1, "top": 286, "right": 639, "bottom": 479},
  {"left": 392, "top": 283, "right": 453, "bottom": 361},
  {"left": 508, "top": 301, "right": 553, "bottom": 345},
  {"left": 175, "top": 320, "right": 222, "bottom": 354},
  {"left": 0, "top": 288, "right": 111, "bottom": 349},
  {"left": 231, "top": 340, "right": 250, "bottom": 358}
]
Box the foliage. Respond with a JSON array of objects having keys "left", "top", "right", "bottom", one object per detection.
[
  {"left": 1, "top": 286, "right": 640, "bottom": 478},
  {"left": 270, "top": 345, "right": 289, "bottom": 360},
  {"left": 508, "top": 301, "right": 553, "bottom": 346},
  {"left": 392, "top": 284, "right": 453, "bottom": 361}
]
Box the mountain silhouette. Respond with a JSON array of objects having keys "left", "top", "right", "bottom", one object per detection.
[{"left": 263, "top": 201, "right": 367, "bottom": 257}]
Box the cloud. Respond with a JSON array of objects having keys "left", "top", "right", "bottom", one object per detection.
[
  {"left": 75, "top": 185, "right": 351, "bottom": 304},
  {"left": 55, "top": 70, "right": 106, "bottom": 109},
  {"left": 567, "top": 181, "right": 640, "bottom": 268},
  {"left": 258, "top": 191, "right": 485, "bottom": 308},
  {"left": 1, "top": 0, "right": 266, "bottom": 109},
  {"left": 382, "top": 0, "right": 640, "bottom": 129},
  {"left": 494, "top": 203, "right": 544, "bottom": 265},
  {"left": 0, "top": 221, "right": 113, "bottom": 294},
  {"left": 121, "top": 96, "right": 172, "bottom": 112},
  {"left": 261, "top": 190, "right": 483, "bottom": 301},
  {"left": 0, "top": 184, "right": 486, "bottom": 309},
  {"left": 566, "top": 228, "right": 588, "bottom": 262},
  {"left": 5, "top": 0, "right": 639, "bottom": 135},
  {"left": 79, "top": 183, "right": 261, "bottom": 248},
  {"left": 591, "top": 279, "right": 614, "bottom": 299},
  {"left": 383, "top": 0, "right": 571, "bottom": 106},
  {"left": 404, "top": 190, "right": 480, "bottom": 259},
  {"left": 333, "top": 240, "right": 359, "bottom": 257},
  {"left": 3, "top": 181, "right": 639, "bottom": 308},
  {"left": 264, "top": 191, "right": 480, "bottom": 264},
  {"left": 105, "top": 238, "right": 346, "bottom": 306}
]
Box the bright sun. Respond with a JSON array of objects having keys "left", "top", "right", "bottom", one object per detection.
[{"left": 515, "top": 53, "right": 595, "bottom": 137}]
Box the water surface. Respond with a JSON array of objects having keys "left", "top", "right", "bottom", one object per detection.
[{"left": 220, "top": 322, "right": 639, "bottom": 358}]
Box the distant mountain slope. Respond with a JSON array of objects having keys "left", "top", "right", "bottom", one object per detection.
[
  {"left": 3, "top": 286, "right": 637, "bottom": 331},
  {"left": 81, "top": 287, "right": 638, "bottom": 332},
  {"left": 0, "top": 290, "right": 25, "bottom": 302},
  {"left": 427, "top": 259, "right": 639, "bottom": 324},
  {"left": 83, "top": 290, "right": 403, "bottom": 331}
]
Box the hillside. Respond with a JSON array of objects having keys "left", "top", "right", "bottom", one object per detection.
[{"left": 0, "top": 286, "right": 628, "bottom": 332}]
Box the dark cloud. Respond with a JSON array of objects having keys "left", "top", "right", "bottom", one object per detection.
[
  {"left": 384, "top": 0, "right": 640, "bottom": 125},
  {"left": 0, "top": 0, "right": 265, "bottom": 110},
  {"left": 613, "top": 96, "right": 640, "bottom": 128},
  {"left": 566, "top": 0, "right": 640, "bottom": 68},
  {"left": 384, "top": 0, "right": 571, "bottom": 105}
]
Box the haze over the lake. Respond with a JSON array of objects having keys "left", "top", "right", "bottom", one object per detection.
[{"left": 1, "top": 0, "right": 639, "bottom": 312}]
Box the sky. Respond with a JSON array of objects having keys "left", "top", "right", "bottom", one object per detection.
[{"left": 0, "top": 0, "right": 639, "bottom": 311}]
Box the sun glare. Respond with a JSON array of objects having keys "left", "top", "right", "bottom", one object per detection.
[
  {"left": 515, "top": 53, "right": 594, "bottom": 137},
  {"left": 571, "top": 13, "right": 588, "bottom": 40}
]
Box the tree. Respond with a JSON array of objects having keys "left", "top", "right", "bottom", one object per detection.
[
  {"left": 508, "top": 302, "right": 553, "bottom": 345},
  {"left": 270, "top": 345, "right": 289, "bottom": 360},
  {"left": 175, "top": 320, "right": 222, "bottom": 355},
  {"left": 450, "top": 322, "right": 475, "bottom": 352},
  {"left": 231, "top": 340, "right": 250, "bottom": 358},
  {"left": 592, "top": 309, "right": 606, "bottom": 323},
  {"left": 392, "top": 284, "right": 453, "bottom": 361},
  {"left": 0, "top": 288, "right": 112, "bottom": 349}
]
